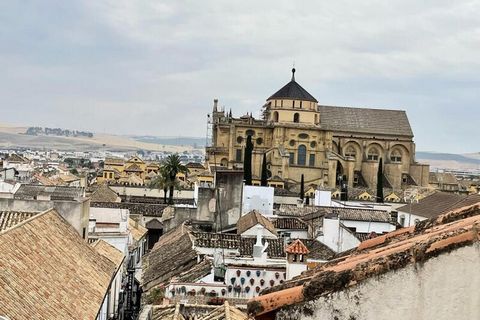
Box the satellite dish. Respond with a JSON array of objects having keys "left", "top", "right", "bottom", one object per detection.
[{"left": 208, "top": 198, "right": 216, "bottom": 213}]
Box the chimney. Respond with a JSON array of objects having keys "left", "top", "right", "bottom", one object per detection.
[{"left": 252, "top": 225, "right": 269, "bottom": 261}]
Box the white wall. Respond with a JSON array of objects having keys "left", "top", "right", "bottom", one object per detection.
[
  {"left": 319, "top": 218, "right": 360, "bottom": 253},
  {"left": 280, "top": 244, "right": 480, "bottom": 320},
  {"left": 110, "top": 186, "right": 194, "bottom": 199},
  {"left": 241, "top": 224, "right": 277, "bottom": 239},
  {"left": 286, "top": 262, "right": 307, "bottom": 281},
  {"left": 242, "top": 185, "right": 274, "bottom": 216},
  {"left": 397, "top": 210, "right": 426, "bottom": 227},
  {"left": 341, "top": 220, "right": 396, "bottom": 234}
]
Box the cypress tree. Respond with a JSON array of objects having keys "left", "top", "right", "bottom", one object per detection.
[
  {"left": 244, "top": 135, "right": 253, "bottom": 185},
  {"left": 260, "top": 153, "right": 268, "bottom": 186},
  {"left": 376, "top": 158, "right": 384, "bottom": 203},
  {"left": 300, "top": 174, "right": 305, "bottom": 200}
]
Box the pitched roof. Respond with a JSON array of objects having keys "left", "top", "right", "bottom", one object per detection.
[
  {"left": 0, "top": 211, "right": 38, "bottom": 231},
  {"left": 285, "top": 239, "right": 310, "bottom": 255},
  {"left": 143, "top": 223, "right": 198, "bottom": 291},
  {"left": 275, "top": 204, "right": 320, "bottom": 217},
  {"left": 304, "top": 239, "right": 336, "bottom": 261},
  {"left": 128, "top": 218, "right": 148, "bottom": 243},
  {"left": 125, "top": 163, "right": 143, "bottom": 172},
  {"left": 267, "top": 69, "right": 318, "bottom": 103},
  {"left": 248, "top": 202, "right": 480, "bottom": 316},
  {"left": 91, "top": 239, "right": 125, "bottom": 268},
  {"left": 319, "top": 105, "right": 413, "bottom": 137},
  {"left": 152, "top": 304, "right": 186, "bottom": 320},
  {"left": 90, "top": 183, "right": 120, "bottom": 203},
  {"left": 397, "top": 191, "right": 480, "bottom": 219},
  {"left": 104, "top": 157, "right": 124, "bottom": 165},
  {"left": 14, "top": 184, "right": 84, "bottom": 200},
  {"left": 186, "top": 162, "right": 205, "bottom": 169},
  {"left": 237, "top": 210, "right": 277, "bottom": 236},
  {"left": 198, "top": 301, "right": 249, "bottom": 320},
  {"left": 302, "top": 206, "right": 392, "bottom": 223},
  {"left": 5, "top": 153, "right": 29, "bottom": 163},
  {"left": 0, "top": 209, "right": 119, "bottom": 320},
  {"left": 272, "top": 217, "right": 308, "bottom": 230},
  {"left": 429, "top": 172, "right": 459, "bottom": 185}
]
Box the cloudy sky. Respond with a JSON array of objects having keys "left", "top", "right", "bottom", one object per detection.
[{"left": 1, "top": 1, "right": 479, "bottom": 153}]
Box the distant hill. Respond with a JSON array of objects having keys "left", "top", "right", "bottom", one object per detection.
[
  {"left": 416, "top": 151, "right": 480, "bottom": 170},
  {"left": 133, "top": 136, "right": 206, "bottom": 148}
]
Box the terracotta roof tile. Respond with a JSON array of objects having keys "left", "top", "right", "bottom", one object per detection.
[
  {"left": 0, "top": 210, "right": 38, "bottom": 231},
  {"left": 285, "top": 239, "right": 310, "bottom": 255},
  {"left": 237, "top": 210, "right": 277, "bottom": 236},
  {"left": 248, "top": 202, "right": 480, "bottom": 316},
  {"left": 128, "top": 218, "right": 148, "bottom": 243}
]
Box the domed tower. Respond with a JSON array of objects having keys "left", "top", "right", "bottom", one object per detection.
[{"left": 266, "top": 68, "right": 319, "bottom": 125}]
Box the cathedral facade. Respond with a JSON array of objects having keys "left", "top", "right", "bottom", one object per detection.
[{"left": 206, "top": 69, "right": 429, "bottom": 191}]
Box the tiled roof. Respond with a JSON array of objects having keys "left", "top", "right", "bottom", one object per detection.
[
  {"left": 303, "top": 239, "right": 336, "bottom": 261},
  {"left": 152, "top": 304, "right": 185, "bottom": 320},
  {"left": 319, "top": 105, "right": 413, "bottom": 137},
  {"left": 397, "top": 191, "right": 480, "bottom": 219},
  {"left": 143, "top": 223, "right": 197, "bottom": 291},
  {"left": 90, "top": 183, "right": 119, "bottom": 203},
  {"left": 272, "top": 217, "right": 308, "bottom": 230},
  {"left": 198, "top": 301, "right": 249, "bottom": 320},
  {"left": 128, "top": 218, "right": 148, "bottom": 243},
  {"left": 91, "top": 201, "right": 167, "bottom": 216},
  {"left": 248, "top": 202, "right": 480, "bottom": 316},
  {"left": 104, "top": 157, "right": 124, "bottom": 165},
  {"left": 91, "top": 239, "right": 125, "bottom": 268},
  {"left": 267, "top": 70, "right": 318, "bottom": 103},
  {"left": 285, "top": 239, "right": 309, "bottom": 255},
  {"left": 429, "top": 172, "right": 459, "bottom": 185},
  {"left": 237, "top": 210, "right": 277, "bottom": 236},
  {"left": 192, "top": 232, "right": 286, "bottom": 258},
  {"left": 125, "top": 163, "right": 143, "bottom": 172},
  {"left": 173, "top": 258, "right": 213, "bottom": 283},
  {"left": 0, "top": 209, "right": 119, "bottom": 320},
  {"left": 302, "top": 206, "right": 392, "bottom": 223},
  {"left": 186, "top": 162, "right": 205, "bottom": 169},
  {"left": 14, "top": 184, "right": 84, "bottom": 200},
  {"left": 275, "top": 204, "right": 320, "bottom": 217},
  {"left": 0, "top": 211, "right": 38, "bottom": 231},
  {"left": 5, "top": 153, "right": 29, "bottom": 163}
]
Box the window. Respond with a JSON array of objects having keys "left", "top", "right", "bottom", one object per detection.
[
  {"left": 300, "top": 101, "right": 302, "bottom": 109},
  {"left": 298, "top": 133, "right": 309, "bottom": 139},
  {"left": 345, "top": 146, "right": 356, "bottom": 159},
  {"left": 289, "top": 139, "right": 296, "bottom": 147},
  {"left": 309, "top": 154, "right": 315, "bottom": 166},
  {"left": 367, "top": 147, "right": 379, "bottom": 161},
  {"left": 236, "top": 149, "right": 242, "bottom": 162},
  {"left": 292, "top": 254, "right": 297, "bottom": 262},
  {"left": 293, "top": 113, "right": 300, "bottom": 123},
  {"left": 236, "top": 136, "right": 243, "bottom": 144},
  {"left": 272, "top": 111, "right": 279, "bottom": 122},
  {"left": 256, "top": 137, "right": 263, "bottom": 145},
  {"left": 289, "top": 152, "right": 295, "bottom": 165},
  {"left": 399, "top": 215, "right": 406, "bottom": 226},
  {"left": 292, "top": 100, "right": 295, "bottom": 108},
  {"left": 310, "top": 141, "right": 317, "bottom": 148},
  {"left": 390, "top": 149, "right": 402, "bottom": 163},
  {"left": 315, "top": 114, "right": 319, "bottom": 124},
  {"left": 297, "top": 145, "right": 307, "bottom": 166}
]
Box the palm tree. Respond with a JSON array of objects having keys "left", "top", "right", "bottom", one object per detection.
[
  {"left": 149, "top": 166, "right": 169, "bottom": 204},
  {"left": 162, "top": 154, "right": 187, "bottom": 204}
]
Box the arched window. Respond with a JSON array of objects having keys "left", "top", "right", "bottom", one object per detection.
[
  {"left": 220, "top": 158, "right": 228, "bottom": 167},
  {"left": 367, "top": 147, "right": 379, "bottom": 161},
  {"left": 293, "top": 113, "right": 300, "bottom": 123},
  {"left": 314, "top": 114, "right": 319, "bottom": 124},
  {"left": 390, "top": 149, "right": 402, "bottom": 163},
  {"left": 344, "top": 146, "right": 356, "bottom": 159},
  {"left": 272, "top": 111, "right": 279, "bottom": 122},
  {"left": 297, "top": 145, "right": 307, "bottom": 165}
]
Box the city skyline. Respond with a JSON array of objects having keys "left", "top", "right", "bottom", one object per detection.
[{"left": 1, "top": 1, "right": 479, "bottom": 153}]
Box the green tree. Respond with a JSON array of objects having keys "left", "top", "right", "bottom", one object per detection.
[
  {"left": 244, "top": 135, "right": 253, "bottom": 185},
  {"left": 162, "top": 154, "right": 187, "bottom": 204},
  {"left": 376, "top": 158, "right": 384, "bottom": 203},
  {"left": 300, "top": 174, "right": 305, "bottom": 200},
  {"left": 149, "top": 167, "right": 170, "bottom": 204},
  {"left": 260, "top": 153, "right": 268, "bottom": 187}
]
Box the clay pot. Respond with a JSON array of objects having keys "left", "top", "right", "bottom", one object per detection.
[
  {"left": 256, "top": 270, "right": 261, "bottom": 277},
  {"left": 255, "top": 286, "right": 261, "bottom": 293},
  {"left": 260, "top": 279, "right": 265, "bottom": 286},
  {"left": 245, "top": 286, "right": 250, "bottom": 293},
  {"left": 236, "top": 270, "right": 241, "bottom": 277},
  {"left": 269, "top": 280, "right": 275, "bottom": 286},
  {"left": 275, "top": 272, "right": 280, "bottom": 279},
  {"left": 250, "top": 278, "right": 255, "bottom": 285},
  {"left": 246, "top": 270, "right": 251, "bottom": 277}
]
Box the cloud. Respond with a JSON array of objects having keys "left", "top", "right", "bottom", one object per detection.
[{"left": 0, "top": 0, "right": 479, "bottom": 153}]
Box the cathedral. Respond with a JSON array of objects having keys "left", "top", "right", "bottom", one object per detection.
[{"left": 206, "top": 69, "right": 429, "bottom": 192}]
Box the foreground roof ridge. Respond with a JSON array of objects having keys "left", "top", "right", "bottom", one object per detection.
[
  {"left": 0, "top": 208, "right": 53, "bottom": 236},
  {"left": 247, "top": 202, "right": 480, "bottom": 316}
]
